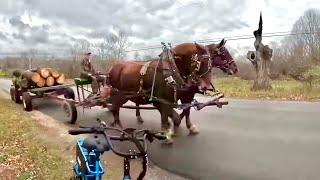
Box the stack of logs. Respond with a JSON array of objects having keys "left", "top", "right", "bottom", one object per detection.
[{"left": 14, "top": 68, "right": 65, "bottom": 89}]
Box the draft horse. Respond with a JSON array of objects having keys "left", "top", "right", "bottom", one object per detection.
[
  {"left": 107, "top": 43, "right": 214, "bottom": 143},
  {"left": 135, "top": 39, "right": 238, "bottom": 135}
]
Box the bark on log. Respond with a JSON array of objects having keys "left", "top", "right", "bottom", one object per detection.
[
  {"left": 37, "top": 77, "right": 46, "bottom": 87},
  {"left": 48, "top": 68, "right": 60, "bottom": 78},
  {"left": 56, "top": 73, "right": 65, "bottom": 84},
  {"left": 46, "top": 76, "right": 55, "bottom": 86},
  {"left": 22, "top": 71, "right": 41, "bottom": 83},
  {"left": 37, "top": 68, "right": 50, "bottom": 78}
]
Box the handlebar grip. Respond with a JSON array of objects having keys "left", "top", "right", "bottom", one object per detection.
[
  {"left": 68, "top": 128, "right": 96, "bottom": 135},
  {"left": 220, "top": 101, "right": 228, "bottom": 105}
]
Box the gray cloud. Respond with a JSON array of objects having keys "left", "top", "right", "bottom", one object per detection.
[
  {"left": 0, "top": 32, "right": 7, "bottom": 40},
  {"left": 8, "top": 15, "right": 50, "bottom": 45},
  {"left": 9, "top": 16, "right": 30, "bottom": 30},
  {"left": 0, "top": 0, "right": 259, "bottom": 53}
]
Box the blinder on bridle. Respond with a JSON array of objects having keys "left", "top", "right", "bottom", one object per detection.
[
  {"left": 188, "top": 47, "right": 213, "bottom": 83},
  {"left": 211, "top": 46, "right": 235, "bottom": 73}
]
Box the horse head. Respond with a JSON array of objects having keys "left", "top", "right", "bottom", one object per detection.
[
  {"left": 207, "top": 39, "right": 238, "bottom": 75},
  {"left": 187, "top": 42, "right": 214, "bottom": 91}
]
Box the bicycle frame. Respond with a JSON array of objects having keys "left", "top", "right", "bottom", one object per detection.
[
  {"left": 69, "top": 119, "right": 167, "bottom": 180},
  {"left": 71, "top": 139, "right": 104, "bottom": 180}
]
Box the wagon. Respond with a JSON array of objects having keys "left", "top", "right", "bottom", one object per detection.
[{"left": 10, "top": 83, "right": 76, "bottom": 114}]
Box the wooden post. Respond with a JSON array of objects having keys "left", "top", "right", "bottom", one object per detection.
[{"left": 247, "top": 12, "right": 273, "bottom": 90}]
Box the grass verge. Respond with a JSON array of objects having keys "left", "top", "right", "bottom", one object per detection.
[
  {"left": 214, "top": 77, "right": 320, "bottom": 101},
  {"left": 0, "top": 70, "right": 9, "bottom": 78},
  {"left": 0, "top": 94, "right": 71, "bottom": 180}
]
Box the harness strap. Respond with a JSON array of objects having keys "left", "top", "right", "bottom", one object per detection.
[{"left": 138, "top": 61, "right": 152, "bottom": 94}]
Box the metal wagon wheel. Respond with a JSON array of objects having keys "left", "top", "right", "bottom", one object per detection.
[
  {"left": 64, "top": 87, "right": 75, "bottom": 100},
  {"left": 22, "top": 92, "right": 32, "bottom": 111},
  {"left": 10, "top": 87, "right": 15, "bottom": 101},
  {"left": 63, "top": 100, "right": 77, "bottom": 124},
  {"left": 10, "top": 87, "right": 21, "bottom": 103}
]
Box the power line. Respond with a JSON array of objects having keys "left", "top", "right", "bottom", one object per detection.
[
  {"left": 125, "top": 31, "right": 320, "bottom": 52},
  {"left": 1, "top": 31, "right": 319, "bottom": 56}
]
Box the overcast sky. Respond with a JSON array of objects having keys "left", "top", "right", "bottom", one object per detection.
[{"left": 0, "top": 0, "right": 319, "bottom": 57}]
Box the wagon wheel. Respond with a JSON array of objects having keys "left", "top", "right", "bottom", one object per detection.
[
  {"left": 64, "top": 87, "right": 75, "bottom": 100},
  {"left": 10, "top": 87, "right": 15, "bottom": 101},
  {"left": 63, "top": 100, "right": 77, "bottom": 124},
  {"left": 22, "top": 92, "right": 32, "bottom": 111},
  {"left": 10, "top": 87, "right": 21, "bottom": 103}
]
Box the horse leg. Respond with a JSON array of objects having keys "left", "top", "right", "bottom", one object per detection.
[
  {"left": 110, "top": 94, "right": 127, "bottom": 128},
  {"left": 154, "top": 103, "right": 174, "bottom": 144},
  {"left": 135, "top": 103, "right": 144, "bottom": 123},
  {"left": 169, "top": 109, "right": 181, "bottom": 136},
  {"left": 184, "top": 107, "right": 199, "bottom": 135},
  {"left": 111, "top": 106, "right": 123, "bottom": 128}
]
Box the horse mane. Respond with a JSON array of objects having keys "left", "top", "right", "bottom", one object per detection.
[{"left": 205, "top": 43, "right": 219, "bottom": 51}]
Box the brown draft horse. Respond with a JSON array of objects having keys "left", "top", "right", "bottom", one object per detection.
[
  {"left": 135, "top": 39, "right": 238, "bottom": 135},
  {"left": 107, "top": 43, "right": 213, "bottom": 143}
]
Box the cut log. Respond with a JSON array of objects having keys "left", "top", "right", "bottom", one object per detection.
[
  {"left": 37, "top": 77, "right": 46, "bottom": 87},
  {"left": 46, "top": 76, "right": 55, "bottom": 87},
  {"left": 48, "top": 68, "right": 60, "bottom": 78},
  {"left": 37, "top": 68, "right": 50, "bottom": 78},
  {"left": 22, "top": 71, "right": 41, "bottom": 83},
  {"left": 56, "top": 73, "right": 65, "bottom": 85},
  {"left": 31, "top": 72, "right": 41, "bottom": 83}
]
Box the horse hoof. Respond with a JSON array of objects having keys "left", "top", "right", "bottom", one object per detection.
[
  {"left": 137, "top": 116, "right": 144, "bottom": 124},
  {"left": 173, "top": 127, "right": 180, "bottom": 137},
  {"left": 189, "top": 125, "right": 199, "bottom": 135}
]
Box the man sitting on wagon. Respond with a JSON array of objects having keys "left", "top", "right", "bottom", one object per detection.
[{"left": 80, "top": 52, "right": 106, "bottom": 95}]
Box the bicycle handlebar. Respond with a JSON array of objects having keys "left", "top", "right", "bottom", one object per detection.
[
  {"left": 68, "top": 125, "right": 167, "bottom": 156},
  {"left": 68, "top": 128, "right": 102, "bottom": 135},
  {"left": 68, "top": 119, "right": 168, "bottom": 180}
]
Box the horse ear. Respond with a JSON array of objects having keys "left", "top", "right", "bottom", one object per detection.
[
  {"left": 194, "top": 42, "right": 207, "bottom": 55},
  {"left": 217, "top": 39, "right": 226, "bottom": 49}
]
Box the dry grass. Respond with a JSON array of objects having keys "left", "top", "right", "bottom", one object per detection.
[
  {"left": 0, "top": 94, "right": 71, "bottom": 180},
  {"left": 214, "top": 77, "right": 320, "bottom": 101}
]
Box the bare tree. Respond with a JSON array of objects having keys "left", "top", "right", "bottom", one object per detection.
[
  {"left": 70, "top": 39, "right": 92, "bottom": 61},
  {"left": 247, "top": 12, "right": 273, "bottom": 90},
  {"left": 291, "top": 9, "right": 320, "bottom": 61},
  {"left": 104, "top": 30, "right": 129, "bottom": 60},
  {"left": 97, "top": 42, "right": 107, "bottom": 60},
  {"left": 28, "top": 49, "right": 38, "bottom": 69}
]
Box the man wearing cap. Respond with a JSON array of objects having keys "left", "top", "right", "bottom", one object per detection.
[{"left": 80, "top": 52, "right": 99, "bottom": 94}]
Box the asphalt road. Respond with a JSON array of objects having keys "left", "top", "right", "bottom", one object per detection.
[{"left": 1, "top": 79, "right": 320, "bottom": 180}]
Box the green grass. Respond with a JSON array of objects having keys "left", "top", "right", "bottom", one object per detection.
[
  {"left": 0, "top": 70, "right": 8, "bottom": 78},
  {"left": 214, "top": 77, "right": 320, "bottom": 101},
  {"left": 0, "top": 95, "right": 71, "bottom": 179}
]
